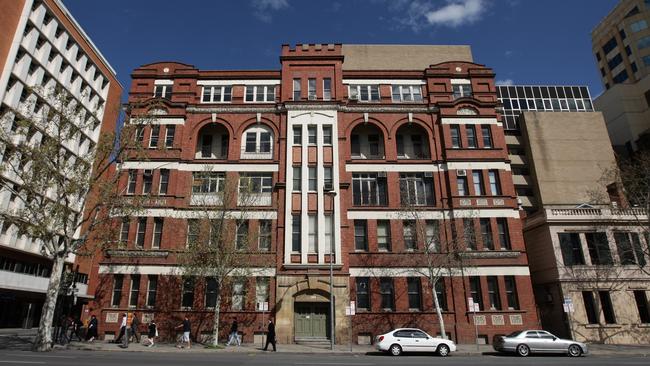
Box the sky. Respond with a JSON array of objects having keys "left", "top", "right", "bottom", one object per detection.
[{"left": 63, "top": 0, "right": 619, "bottom": 99}]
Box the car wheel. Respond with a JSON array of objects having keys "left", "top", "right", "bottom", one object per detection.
[
  {"left": 568, "top": 344, "right": 582, "bottom": 357},
  {"left": 389, "top": 344, "right": 402, "bottom": 356},
  {"left": 437, "top": 344, "right": 450, "bottom": 357},
  {"left": 516, "top": 344, "right": 530, "bottom": 357}
]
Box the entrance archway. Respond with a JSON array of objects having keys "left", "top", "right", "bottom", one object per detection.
[{"left": 294, "top": 289, "right": 330, "bottom": 340}]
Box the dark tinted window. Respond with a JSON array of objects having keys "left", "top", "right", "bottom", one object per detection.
[
  {"left": 524, "top": 87, "right": 533, "bottom": 98},
  {"left": 580, "top": 87, "right": 589, "bottom": 98},
  {"left": 602, "top": 36, "right": 618, "bottom": 54},
  {"left": 525, "top": 331, "right": 539, "bottom": 338},
  {"left": 541, "top": 87, "right": 549, "bottom": 98},
  {"left": 533, "top": 87, "right": 541, "bottom": 98},
  {"left": 549, "top": 87, "right": 558, "bottom": 98},
  {"left": 508, "top": 86, "right": 517, "bottom": 97},
  {"left": 556, "top": 87, "right": 566, "bottom": 98},
  {"left": 394, "top": 330, "right": 412, "bottom": 338}
]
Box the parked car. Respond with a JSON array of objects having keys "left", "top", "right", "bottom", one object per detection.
[
  {"left": 375, "top": 328, "right": 456, "bottom": 357},
  {"left": 493, "top": 330, "right": 588, "bottom": 357}
]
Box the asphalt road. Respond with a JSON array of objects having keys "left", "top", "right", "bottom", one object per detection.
[{"left": 0, "top": 351, "right": 648, "bottom": 366}]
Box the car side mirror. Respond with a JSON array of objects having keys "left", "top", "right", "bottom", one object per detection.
[{"left": 553, "top": 337, "right": 557, "bottom": 341}]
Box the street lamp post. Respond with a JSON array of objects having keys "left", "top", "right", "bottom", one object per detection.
[{"left": 325, "top": 189, "right": 337, "bottom": 350}]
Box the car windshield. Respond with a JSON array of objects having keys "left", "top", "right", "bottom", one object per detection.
[{"left": 506, "top": 331, "right": 523, "bottom": 337}]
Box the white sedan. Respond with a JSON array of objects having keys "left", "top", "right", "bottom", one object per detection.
[{"left": 375, "top": 328, "right": 456, "bottom": 357}]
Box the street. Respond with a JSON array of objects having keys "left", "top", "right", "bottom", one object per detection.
[{"left": 0, "top": 350, "right": 648, "bottom": 366}]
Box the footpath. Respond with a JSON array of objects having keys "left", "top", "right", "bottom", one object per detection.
[{"left": 1, "top": 329, "right": 649, "bottom": 357}]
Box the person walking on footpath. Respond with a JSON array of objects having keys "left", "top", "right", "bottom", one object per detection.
[
  {"left": 116, "top": 313, "right": 129, "bottom": 348},
  {"left": 263, "top": 318, "right": 276, "bottom": 352},
  {"left": 130, "top": 312, "right": 141, "bottom": 343},
  {"left": 144, "top": 319, "right": 157, "bottom": 347},
  {"left": 176, "top": 316, "right": 191, "bottom": 349},
  {"left": 226, "top": 317, "right": 240, "bottom": 346},
  {"left": 85, "top": 315, "right": 98, "bottom": 342},
  {"left": 69, "top": 316, "right": 83, "bottom": 342}
]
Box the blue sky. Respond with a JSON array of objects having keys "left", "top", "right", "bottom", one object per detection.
[{"left": 63, "top": 0, "right": 618, "bottom": 99}]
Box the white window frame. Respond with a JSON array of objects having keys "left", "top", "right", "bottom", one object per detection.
[
  {"left": 239, "top": 173, "right": 273, "bottom": 194},
  {"left": 349, "top": 85, "right": 380, "bottom": 102},
  {"left": 152, "top": 218, "right": 163, "bottom": 249},
  {"left": 308, "top": 214, "right": 318, "bottom": 253},
  {"left": 244, "top": 85, "right": 275, "bottom": 103},
  {"left": 323, "top": 78, "right": 332, "bottom": 100},
  {"left": 241, "top": 125, "right": 274, "bottom": 158},
  {"left": 391, "top": 85, "right": 423, "bottom": 102},
  {"left": 201, "top": 85, "right": 232, "bottom": 103}
]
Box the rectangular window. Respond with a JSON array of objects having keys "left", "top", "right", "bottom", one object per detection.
[
  {"left": 480, "top": 219, "right": 494, "bottom": 250},
  {"left": 496, "top": 218, "right": 511, "bottom": 250},
  {"left": 324, "top": 214, "right": 333, "bottom": 252},
  {"left": 435, "top": 281, "right": 448, "bottom": 311},
  {"left": 135, "top": 218, "right": 146, "bottom": 248},
  {"left": 293, "top": 78, "right": 301, "bottom": 100},
  {"left": 201, "top": 134, "right": 213, "bottom": 158},
  {"left": 149, "top": 126, "right": 160, "bottom": 148},
  {"left": 129, "top": 275, "right": 140, "bottom": 307},
  {"left": 582, "top": 291, "right": 598, "bottom": 324},
  {"left": 307, "top": 125, "right": 317, "bottom": 145},
  {"left": 120, "top": 218, "right": 130, "bottom": 244},
  {"left": 308, "top": 78, "right": 316, "bottom": 99},
  {"left": 293, "top": 126, "right": 302, "bottom": 145},
  {"left": 356, "top": 277, "right": 370, "bottom": 310},
  {"left": 187, "top": 219, "right": 199, "bottom": 247},
  {"left": 159, "top": 169, "right": 169, "bottom": 195},
  {"left": 354, "top": 220, "right": 368, "bottom": 251},
  {"left": 380, "top": 278, "right": 394, "bottom": 310},
  {"left": 258, "top": 220, "right": 272, "bottom": 251},
  {"left": 231, "top": 277, "right": 246, "bottom": 310},
  {"left": 165, "top": 125, "right": 175, "bottom": 148},
  {"left": 469, "top": 276, "right": 483, "bottom": 311},
  {"left": 324, "top": 167, "right": 333, "bottom": 190},
  {"left": 450, "top": 125, "right": 461, "bottom": 148},
  {"left": 181, "top": 278, "right": 194, "bottom": 309},
  {"left": 481, "top": 125, "right": 492, "bottom": 148},
  {"left": 466, "top": 125, "right": 477, "bottom": 148},
  {"left": 585, "top": 232, "right": 613, "bottom": 265},
  {"left": 391, "top": 85, "right": 423, "bottom": 102},
  {"left": 407, "top": 277, "right": 422, "bottom": 310},
  {"left": 192, "top": 172, "right": 225, "bottom": 194},
  {"left": 403, "top": 220, "right": 416, "bottom": 250},
  {"left": 143, "top": 170, "right": 153, "bottom": 194},
  {"left": 239, "top": 173, "right": 273, "bottom": 193},
  {"left": 112, "top": 275, "right": 123, "bottom": 307},
  {"left": 201, "top": 86, "right": 232, "bottom": 103},
  {"left": 323, "top": 78, "right": 332, "bottom": 100},
  {"left": 135, "top": 126, "right": 145, "bottom": 143},
  {"left": 323, "top": 126, "right": 333, "bottom": 145},
  {"left": 308, "top": 167, "right": 317, "bottom": 191},
  {"left": 292, "top": 215, "right": 301, "bottom": 252},
  {"left": 349, "top": 85, "right": 380, "bottom": 102},
  {"left": 236, "top": 221, "right": 249, "bottom": 250},
  {"left": 308, "top": 215, "right": 318, "bottom": 253},
  {"left": 205, "top": 278, "right": 218, "bottom": 308},
  {"left": 244, "top": 85, "right": 275, "bottom": 102},
  {"left": 457, "top": 176, "right": 468, "bottom": 196},
  {"left": 614, "top": 232, "right": 646, "bottom": 266},
  {"left": 631, "top": 19, "right": 648, "bottom": 32},
  {"left": 488, "top": 170, "right": 501, "bottom": 195},
  {"left": 599, "top": 291, "right": 616, "bottom": 324},
  {"left": 504, "top": 276, "right": 519, "bottom": 310},
  {"left": 153, "top": 84, "right": 172, "bottom": 99},
  {"left": 425, "top": 220, "right": 439, "bottom": 252},
  {"left": 472, "top": 171, "right": 484, "bottom": 195},
  {"left": 638, "top": 35, "right": 650, "bottom": 50},
  {"left": 127, "top": 170, "right": 137, "bottom": 194},
  {"left": 634, "top": 290, "right": 650, "bottom": 324},
  {"left": 559, "top": 233, "right": 585, "bottom": 266},
  {"left": 487, "top": 276, "right": 501, "bottom": 310},
  {"left": 256, "top": 277, "right": 270, "bottom": 307},
  {"left": 377, "top": 220, "right": 391, "bottom": 251},
  {"left": 352, "top": 173, "right": 387, "bottom": 206},
  {"left": 399, "top": 173, "right": 434, "bottom": 206},
  {"left": 452, "top": 83, "right": 472, "bottom": 98},
  {"left": 293, "top": 167, "right": 301, "bottom": 191},
  {"left": 146, "top": 275, "right": 157, "bottom": 308},
  {"left": 152, "top": 218, "right": 163, "bottom": 249}
]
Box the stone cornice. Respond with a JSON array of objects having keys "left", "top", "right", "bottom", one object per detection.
[{"left": 186, "top": 103, "right": 440, "bottom": 114}]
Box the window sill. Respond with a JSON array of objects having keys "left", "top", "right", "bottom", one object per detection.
[
  {"left": 637, "top": 324, "right": 650, "bottom": 328},
  {"left": 585, "top": 324, "right": 621, "bottom": 329}
]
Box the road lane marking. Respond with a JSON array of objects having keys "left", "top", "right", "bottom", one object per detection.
[
  {"left": 1, "top": 353, "right": 77, "bottom": 359},
  {"left": 295, "top": 363, "right": 375, "bottom": 365},
  {"left": 0, "top": 361, "right": 45, "bottom": 364}
]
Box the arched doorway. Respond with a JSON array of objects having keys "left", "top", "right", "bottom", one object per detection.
[{"left": 293, "top": 289, "right": 330, "bottom": 341}]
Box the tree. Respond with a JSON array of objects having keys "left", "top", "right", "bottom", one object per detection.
[
  {"left": 398, "top": 187, "right": 477, "bottom": 339},
  {"left": 178, "top": 169, "right": 274, "bottom": 346},
  {"left": 0, "top": 85, "right": 145, "bottom": 351}
]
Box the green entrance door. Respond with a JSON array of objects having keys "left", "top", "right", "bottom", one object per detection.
[{"left": 294, "top": 302, "right": 329, "bottom": 339}]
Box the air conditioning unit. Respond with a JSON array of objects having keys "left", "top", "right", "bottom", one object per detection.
[
  {"left": 457, "top": 169, "right": 467, "bottom": 177},
  {"left": 349, "top": 94, "right": 359, "bottom": 101},
  {"left": 424, "top": 172, "right": 433, "bottom": 178},
  {"left": 323, "top": 182, "right": 334, "bottom": 191},
  {"left": 308, "top": 95, "right": 317, "bottom": 101},
  {"left": 377, "top": 172, "right": 387, "bottom": 178}
]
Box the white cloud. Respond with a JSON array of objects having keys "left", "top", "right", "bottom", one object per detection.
[
  {"left": 496, "top": 79, "right": 514, "bottom": 86},
  {"left": 424, "top": 0, "right": 486, "bottom": 27},
  {"left": 250, "top": 0, "right": 289, "bottom": 23}
]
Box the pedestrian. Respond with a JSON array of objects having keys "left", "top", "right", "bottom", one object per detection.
[
  {"left": 263, "top": 318, "right": 276, "bottom": 352},
  {"left": 144, "top": 319, "right": 157, "bottom": 347},
  {"left": 115, "top": 313, "right": 129, "bottom": 348},
  {"left": 175, "top": 316, "right": 191, "bottom": 349},
  {"left": 130, "top": 312, "right": 141, "bottom": 343},
  {"left": 226, "top": 317, "right": 240, "bottom": 346},
  {"left": 69, "top": 316, "right": 83, "bottom": 342},
  {"left": 85, "top": 315, "right": 98, "bottom": 342}
]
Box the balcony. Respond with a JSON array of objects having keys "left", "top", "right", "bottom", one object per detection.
[
  {"left": 350, "top": 124, "right": 385, "bottom": 160},
  {"left": 396, "top": 124, "right": 431, "bottom": 160},
  {"left": 525, "top": 206, "right": 648, "bottom": 228},
  {"left": 190, "top": 193, "right": 223, "bottom": 206},
  {"left": 240, "top": 146, "right": 273, "bottom": 160}
]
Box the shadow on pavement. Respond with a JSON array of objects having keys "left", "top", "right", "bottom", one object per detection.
[{"left": 0, "top": 335, "right": 34, "bottom": 351}]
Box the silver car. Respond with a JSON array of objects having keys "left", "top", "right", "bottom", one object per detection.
[{"left": 493, "top": 330, "right": 588, "bottom": 357}]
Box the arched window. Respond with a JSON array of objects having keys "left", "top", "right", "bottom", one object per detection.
[
  {"left": 195, "top": 124, "right": 229, "bottom": 159},
  {"left": 350, "top": 123, "right": 385, "bottom": 159},
  {"left": 396, "top": 124, "right": 430, "bottom": 159},
  {"left": 241, "top": 124, "right": 273, "bottom": 159}
]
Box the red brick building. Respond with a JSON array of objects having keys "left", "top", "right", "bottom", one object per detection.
[{"left": 84, "top": 44, "right": 539, "bottom": 345}]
